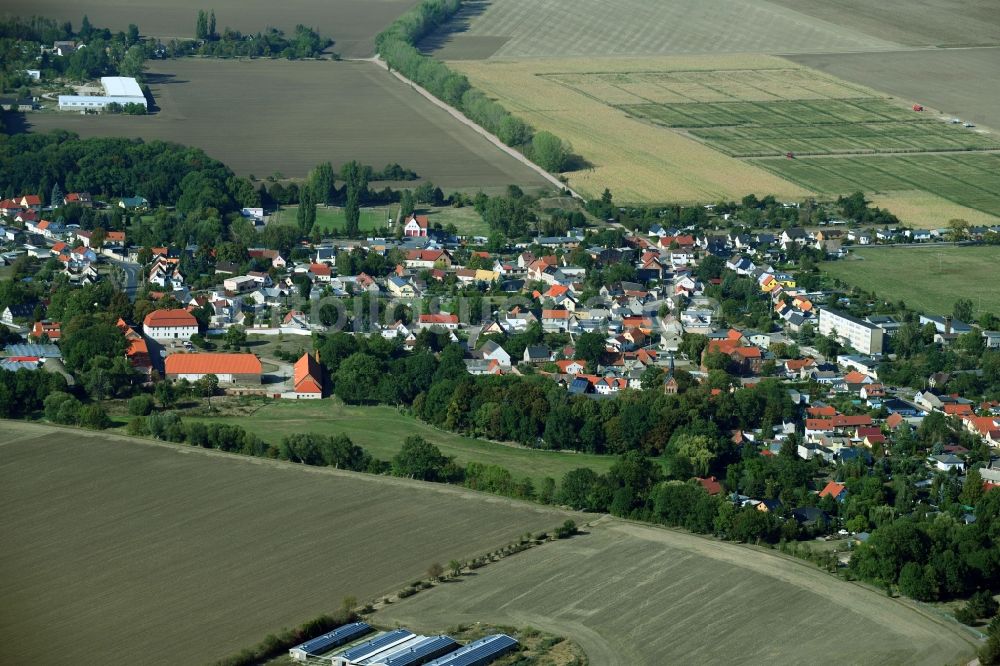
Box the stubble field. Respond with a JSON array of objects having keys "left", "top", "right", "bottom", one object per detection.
[
  {"left": 25, "top": 59, "right": 550, "bottom": 190},
  {"left": 1, "top": 0, "right": 419, "bottom": 58},
  {"left": 449, "top": 55, "right": 813, "bottom": 202},
  {"left": 822, "top": 245, "right": 1000, "bottom": 317},
  {"left": 867, "top": 191, "right": 1000, "bottom": 229},
  {"left": 0, "top": 422, "right": 568, "bottom": 666},
  {"left": 377, "top": 516, "right": 976, "bottom": 665}
]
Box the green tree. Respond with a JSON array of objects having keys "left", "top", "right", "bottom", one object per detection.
[
  {"left": 530, "top": 131, "right": 569, "bottom": 172},
  {"left": 574, "top": 331, "right": 605, "bottom": 371},
  {"left": 953, "top": 298, "right": 974, "bottom": 323},
  {"left": 392, "top": 435, "right": 453, "bottom": 481},
  {"left": 196, "top": 10, "right": 208, "bottom": 39},
  {"left": 334, "top": 352, "right": 383, "bottom": 404}
]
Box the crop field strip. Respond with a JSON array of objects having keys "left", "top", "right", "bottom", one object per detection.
[{"left": 755, "top": 153, "right": 1000, "bottom": 216}]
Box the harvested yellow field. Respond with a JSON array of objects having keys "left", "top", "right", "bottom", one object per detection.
[
  {"left": 868, "top": 190, "right": 1000, "bottom": 229},
  {"left": 451, "top": 55, "right": 813, "bottom": 202}
]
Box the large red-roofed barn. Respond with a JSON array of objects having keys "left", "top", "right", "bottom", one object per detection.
[{"left": 165, "top": 353, "right": 261, "bottom": 383}]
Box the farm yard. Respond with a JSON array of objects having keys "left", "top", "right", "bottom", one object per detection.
[
  {"left": 424, "top": 0, "right": 900, "bottom": 59},
  {"left": 3, "top": 0, "right": 419, "bottom": 58},
  {"left": 185, "top": 399, "right": 618, "bottom": 487},
  {"left": 24, "top": 59, "right": 550, "bottom": 191},
  {"left": 377, "top": 516, "right": 977, "bottom": 665},
  {"left": 822, "top": 246, "right": 1000, "bottom": 318},
  {"left": 755, "top": 152, "right": 1000, "bottom": 217},
  {"left": 0, "top": 421, "right": 569, "bottom": 666},
  {"left": 448, "top": 55, "right": 812, "bottom": 203}
]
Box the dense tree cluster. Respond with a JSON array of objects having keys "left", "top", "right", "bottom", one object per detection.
[
  {"left": 0, "top": 15, "right": 146, "bottom": 86},
  {"left": 0, "top": 131, "right": 244, "bottom": 212},
  {"left": 181, "top": 12, "right": 332, "bottom": 59}
]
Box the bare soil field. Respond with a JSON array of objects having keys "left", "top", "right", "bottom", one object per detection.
[
  {"left": 789, "top": 48, "right": 1000, "bottom": 132},
  {"left": 0, "top": 421, "right": 568, "bottom": 666},
  {"left": 25, "top": 59, "right": 549, "bottom": 189},
  {"left": 377, "top": 517, "right": 977, "bottom": 665},
  {"left": 767, "top": 0, "right": 1000, "bottom": 48},
  {"left": 426, "top": 0, "right": 900, "bottom": 60},
  {"left": 0, "top": 0, "right": 418, "bottom": 58},
  {"left": 449, "top": 55, "right": 811, "bottom": 202}
]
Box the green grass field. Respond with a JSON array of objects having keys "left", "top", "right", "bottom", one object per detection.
[
  {"left": 757, "top": 153, "right": 1000, "bottom": 216},
  {"left": 273, "top": 205, "right": 489, "bottom": 236},
  {"left": 190, "top": 400, "right": 616, "bottom": 486},
  {"left": 689, "top": 122, "right": 1000, "bottom": 157},
  {"left": 618, "top": 97, "right": 1000, "bottom": 157},
  {"left": 822, "top": 246, "right": 1000, "bottom": 316},
  {"left": 274, "top": 205, "right": 393, "bottom": 234}
]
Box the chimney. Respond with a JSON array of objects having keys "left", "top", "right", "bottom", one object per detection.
[{"left": 944, "top": 316, "right": 952, "bottom": 336}]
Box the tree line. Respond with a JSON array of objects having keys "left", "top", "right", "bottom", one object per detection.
[{"left": 375, "top": 0, "right": 571, "bottom": 172}]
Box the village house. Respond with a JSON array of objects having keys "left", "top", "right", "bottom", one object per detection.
[
  {"left": 143, "top": 309, "right": 198, "bottom": 341},
  {"left": 402, "top": 214, "right": 429, "bottom": 237}
]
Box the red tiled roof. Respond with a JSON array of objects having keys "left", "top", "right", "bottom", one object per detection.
[
  {"left": 542, "top": 309, "right": 570, "bottom": 319},
  {"left": 419, "top": 313, "right": 458, "bottom": 325},
  {"left": 696, "top": 476, "right": 723, "bottom": 495},
  {"left": 309, "top": 263, "right": 331, "bottom": 276},
  {"left": 819, "top": 481, "right": 846, "bottom": 499},
  {"left": 293, "top": 353, "right": 323, "bottom": 394},
  {"left": 843, "top": 371, "right": 869, "bottom": 384},
  {"left": 143, "top": 309, "right": 197, "bottom": 328},
  {"left": 165, "top": 353, "right": 261, "bottom": 376}
]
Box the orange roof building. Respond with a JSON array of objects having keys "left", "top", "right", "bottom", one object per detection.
[
  {"left": 143, "top": 309, "right": 199, "bottom": 340},
  {"left": 164, "top": 353, "right": 261, "bottom": 383},
  {"left": 819, "top": 481, "right": 848, "bottom": 501},
  {"left": 292, "top": 353, "right": 323, "bottom": 398}
]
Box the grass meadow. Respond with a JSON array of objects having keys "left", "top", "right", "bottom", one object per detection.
[
  {"left": 822, "top": 245, "right": 1000, "bottom": 317},
  {"left": 186, "top": 399, "right": 618, "bottom": 486},
  {"left": 377, "top": 517, "right": 976, "bottom": 664},
  {"left": 0, "top": 421, "right": 569, "bottom": 666}
]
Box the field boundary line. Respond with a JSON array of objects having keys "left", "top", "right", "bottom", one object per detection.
[{"left": 360, "top": 56, "right": 582, "bottom": 199}]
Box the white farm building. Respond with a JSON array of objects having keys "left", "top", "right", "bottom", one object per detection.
[{"left": 58, "top": 77, "right": 147, "bottom": 111}]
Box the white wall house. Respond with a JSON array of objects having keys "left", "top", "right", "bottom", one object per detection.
[{"left": 143, "top": 309, "right": 198, "bottom": 341}]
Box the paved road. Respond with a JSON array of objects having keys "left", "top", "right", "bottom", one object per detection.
[{"left": 108, "top": 257, "right": 141, "bottom": 301}]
